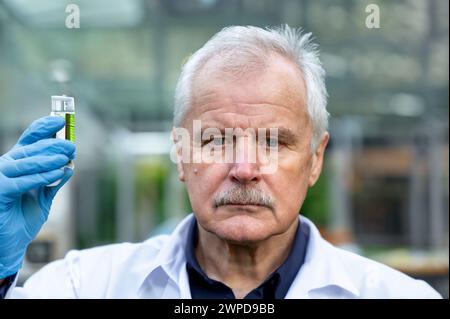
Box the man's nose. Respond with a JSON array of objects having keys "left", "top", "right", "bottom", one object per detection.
[
  {"left": 230, "top": 162, "right": 261, "bottom": 184},
  {"left": 229, "top": 135, "right": 261, "bottom": 184}
]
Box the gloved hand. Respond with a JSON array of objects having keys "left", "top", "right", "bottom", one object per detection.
[{"left": 0, "top": 116, "right": 75, "bottom": 278}]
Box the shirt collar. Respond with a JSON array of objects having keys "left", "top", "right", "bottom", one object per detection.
[{"left": 135, "top": 213, "right": 360, "bottom": 298}]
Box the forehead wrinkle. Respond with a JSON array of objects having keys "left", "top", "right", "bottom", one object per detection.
[
  {"left": 191, "top": 89, "right": 222, "bottom": 108},
  {"left": 234, "top": 101, "right": 303, "bottom": 117},
  {"left": 193, "top": 92, "right": 303, "bottom": 118},
  {"left": 200, "top": 111, "right": 277, "bottom": 130},
  {"left": 191, "top": 85, "right": 306, "bottom": 125}
]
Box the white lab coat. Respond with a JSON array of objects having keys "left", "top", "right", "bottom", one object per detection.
[{"left": 6, "top": 214, "right": 441, "bottom": 299}]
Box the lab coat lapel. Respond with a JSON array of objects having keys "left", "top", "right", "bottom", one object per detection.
[{"left": 285, "top": 217, "right": 360, "bottom": 298}]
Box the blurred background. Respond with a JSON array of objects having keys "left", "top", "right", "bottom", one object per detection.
[{"left": 0, "top": 0, "right": 448, "bottom": 297}]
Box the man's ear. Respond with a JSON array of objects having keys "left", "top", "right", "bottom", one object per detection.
[
  {"left": 308, "top": 132, "right": 329, "bottom": 187},
  {"left": 172, "top": 127, "right": 185, "bottom": 182}
]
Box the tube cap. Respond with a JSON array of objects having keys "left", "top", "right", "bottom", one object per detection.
[{"left": 51, "top": 95, "right": 75, "bottom": 112}]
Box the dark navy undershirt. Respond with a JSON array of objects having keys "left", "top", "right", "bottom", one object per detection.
[{"left": 185, "top": 217, "right": 310, "bottom": 299}]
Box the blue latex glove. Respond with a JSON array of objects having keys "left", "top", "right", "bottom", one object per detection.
[{"left": 0, "top": 116, "right": 76, "bottom": 278}]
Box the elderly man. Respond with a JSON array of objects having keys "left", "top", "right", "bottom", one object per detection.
[{"left": 0, "top": 25, "right": 441, "bottom": 299}]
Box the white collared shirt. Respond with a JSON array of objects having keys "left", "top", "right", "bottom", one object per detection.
[{"left": 7, "top": 214, "right": 441, "bottom": 299}]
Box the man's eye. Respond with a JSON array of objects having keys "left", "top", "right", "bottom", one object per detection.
[
  {"left": 265, "top": 137, "right": 278, "bottom": 148},
  {"left": 211, "top": 136, "right": 225, "bottom": 146}
]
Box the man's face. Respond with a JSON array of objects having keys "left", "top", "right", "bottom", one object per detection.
[{"left": 175, "top": 54, "right": 329, "bottom": 243}]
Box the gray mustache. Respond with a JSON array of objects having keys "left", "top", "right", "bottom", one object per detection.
[{"left": 213, "top": 185, "right": 274, "bottom": 209}]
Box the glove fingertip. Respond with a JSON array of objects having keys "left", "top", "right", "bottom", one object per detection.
[{"left": 49, "top": 167, "right": 74, "bottom": 195}]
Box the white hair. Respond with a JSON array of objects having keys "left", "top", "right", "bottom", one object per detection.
[{"left": 173, "top": 24, "right": 329, "bottom": 151}]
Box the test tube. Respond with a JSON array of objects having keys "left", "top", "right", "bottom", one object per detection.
[{"left": 47, "top": 95, "right": 75, "bottom": 186}]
